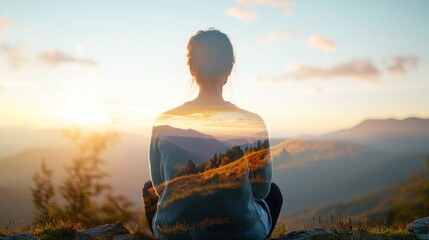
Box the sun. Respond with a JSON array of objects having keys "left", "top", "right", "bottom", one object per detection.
[
  {"left": 63, "top": 103, "right": 110, "bottom": 126},
  {"left": 71, "top": 107, "right": 107, "bottom": 125}
]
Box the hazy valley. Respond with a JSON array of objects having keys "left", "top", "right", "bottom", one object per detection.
[{"left": 0, "top": 118, "right": 428, "bottom": 230}]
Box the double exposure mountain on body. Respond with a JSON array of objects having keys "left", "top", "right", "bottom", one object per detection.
[{"left": 148, "top": 101, "right": 272, "bottom": 236}]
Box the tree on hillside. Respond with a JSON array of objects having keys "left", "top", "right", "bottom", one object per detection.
[
  {"left": 177, "top": 143, "right": 268, "bottom": 177},
  {"left": 219, "top": 146, "right": 244, "bottom": 166},
  {"left": 175, "top": 159, "right": 198, "bottom": 177},
  {"left": 31, "top": 128, "right": 135, "bottom": 227},
  {"left": 60, "top": 129, "right": 117, "bottom": 225},
  {"left": 31, "top": 160, "right": 60, "bottom": 223},
  {"left": 390, "top": 156, "right": 429, "bottom": 224}
]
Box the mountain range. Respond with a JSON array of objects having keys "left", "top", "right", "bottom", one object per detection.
[{"left": 0, "top": 117, "right": 428, "bottom": 229}]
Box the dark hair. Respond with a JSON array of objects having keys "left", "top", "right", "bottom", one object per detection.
[{"left": 187, "top": 28, "right": 235, "bottom": 77}]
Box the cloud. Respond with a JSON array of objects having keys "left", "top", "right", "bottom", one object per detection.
[
  {"left": 255, "top": 31, "right": 293, "bottom": 46},
  {"left": 38, "top": 50, "right": 97, "bottom": 67},
  {"left": 287, "top": 60, "right": 379, "bottom": 81},
  {"left": 226, "top": 0, "right": 293, "bottom": 22},
  {"left": 1, "top": 45, "right": 27, "bottom": 70},
  {"left": 254, "top": 0, "right": 294, "bottom": 15},
  {"left": 387, "top": 55, "right": 419, "bottom": 75},
  {"left": 1, "top": 46, "right": 97, "bottom": 70},
  {"left": 0, "top": 18, "right": 11, "bottom": 32},
  {"left": 235, "top": 0, "right": 254, "bottom": 5},
  {"left": 225, "top": 6, "right": 258, "bottom": 22},
  {"left": 307, "top": 34, "right": 336, "bottom": 52},
  {"left": 259, "top": 59, "right": 380, "bottom": 82}
]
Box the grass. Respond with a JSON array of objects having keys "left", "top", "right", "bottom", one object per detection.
[
  {"left": 0, "top": 221, "right": 32, "bottom": 236},
  {"left": 0, "top": 218, "right": 418, "bottom": 240},
  {"left": 269, "top": 217, "right": 417, "bottom": 240},
  {"left": 270, "top": 220, "right": 289, "bottom": 239},
  {"left": 152, "top": 148, "right": 271, "bottom": 208},
  {"left": 0, "top": 220, "right": 156, "bottom": 240},
  {"left": 0, "top": 220, "right": 81, "bottom": 240},
  {"left": 33, "top": 221, "right": 79, "bottom": 240},
  {"left": 312, "top": 228, "right": 415, "bottom": 240}
]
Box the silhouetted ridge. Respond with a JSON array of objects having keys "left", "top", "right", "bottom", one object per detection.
[
  {"left": 325, "top": 117, "right": 429, "bottom": 139},
  {"left": 154, "top": 125, "right": 215, "bottom": 139}
]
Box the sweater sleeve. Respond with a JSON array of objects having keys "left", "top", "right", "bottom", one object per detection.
[
  {"left": 250, "top": 117, "right": 273, "bottom": 201},
  {"left": 149, "top": 126, "right": 164, "bottom": 196}
]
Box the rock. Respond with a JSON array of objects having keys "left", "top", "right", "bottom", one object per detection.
[
  {"left": 276, "top": 228, "right": 335, "bottom": 240},
  {"left": 112, "top": 234, "right": 137, "bottom": 240},
  {"left": 75, "top": 222, "right": 130, "bottom": 240},
  {"left": 0, "top": 234, "right": 34, "bottom": 240},
  {"left": 409, "top": 217, "right": 429, "bottom": 240},
  {"left": 410, "top": 217, "right": 429, "bottom": 234}
]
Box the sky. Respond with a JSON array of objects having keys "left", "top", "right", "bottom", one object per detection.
[{"left": 0, "top": 0, "right": 428, "bottom": 137}]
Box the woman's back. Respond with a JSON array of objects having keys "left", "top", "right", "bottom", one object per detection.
[
  {"left": 149, "top": 100, "right": 272, "bottom": 239},
  {"left": 144, "top": 28, "right": 282, "bottom": 240}
]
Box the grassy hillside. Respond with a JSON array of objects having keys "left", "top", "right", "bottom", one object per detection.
[
  {"left": 284, "top": 186, "right": 400, "bottom": 230},
  {"left": 273, "top": 152, "right": 427, "bottom": 215}
]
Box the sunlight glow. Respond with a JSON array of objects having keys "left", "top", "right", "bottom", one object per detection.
[{"left": 63, "top": 103, "right": 110, "bottom": 126}]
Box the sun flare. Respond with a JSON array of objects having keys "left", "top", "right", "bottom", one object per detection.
[{"left": 63, "top": 103, "right": 110, "bottom": 126}]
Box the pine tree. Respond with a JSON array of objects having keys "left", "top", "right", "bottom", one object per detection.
[
  {"left": 263, "top": 139, "right": 269, "bottom": 149},
  {"left": 213, "top": 154, "right": 219, "bottom": 167},
  {"left": 221, "top": 155, "right": 230, "bottom": 166},
  {"left": 187, "top": 159, "right": 197, "bottom": 174},
  {"left": 60, "top": 130, "right": 132, "bottom": 227},
  {"left": 31, "top": 160, "right": 60, "bottom": 224},
  {"left": 245, "top": 146, "right": 250, "bottom": 154},
  {"left": 59, "top": 129, "right": 116, "bottom": 225},
  {"left": 257, "top": 140, "right": 261, "bottom": 150},
  {"left": 32, "top": 129, "right": 135, "bottom": 227}
]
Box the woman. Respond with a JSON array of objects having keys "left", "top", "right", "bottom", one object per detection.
[{"left": 143, "top": 28, "right": 283, "bottom": 240}]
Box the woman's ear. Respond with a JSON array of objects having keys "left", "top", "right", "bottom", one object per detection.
[
  {"left": 190, "top": 68, "right": 202, "bottom": 86},
  {"left": 223, "top": 65, "right": 233, "bottom": 85},
  {"left": 190, "top": 66, "right": 196, "bottom": 77},
  {"left": 226, "top": 65, "right": 232, "bottom": 77}
]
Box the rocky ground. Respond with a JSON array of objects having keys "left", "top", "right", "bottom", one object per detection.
[{"left": 0, "top": 217, "right": 428, "bottom": 240}]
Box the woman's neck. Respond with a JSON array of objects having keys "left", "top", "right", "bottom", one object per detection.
[
  {"left": 192, "top": 74, "right": 229, "bottom": 102},
  {"left": 194, "top": 85, "right": 225, "bottom": 102},
  {"left": 195, "top": 89, "right": 225, "bottom": 102}
]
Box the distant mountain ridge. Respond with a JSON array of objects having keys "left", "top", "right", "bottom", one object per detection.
[
  {"left": 153, "top": 125, "right": 270, "bottom": 161},
  {"left": 153, "top": 125, "right": 215, "bottom": 139},
  {"left": 325, "top": 117, "right": 429, "bottom": 139},
  {"left": 153, "top": 125, "right": 234, "bottom": 160},
  {"left": 270, "top": 139, "right": 368, "bottom": 169},
  {"left": 322, "top": 117, "right": 429, "bottom": 153},
  {"left": 0, "top": 128, "right": 68, "bottom": 159},
  {"left": 270, "top": 117, "right": 429, "bottom": 221}
]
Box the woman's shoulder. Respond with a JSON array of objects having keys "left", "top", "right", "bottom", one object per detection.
[
  {"left": 232, "top": 104, "right": 265, "bottom": 121},
  {"left": 151, "top": 101, "right": 267, "bottom": 137},
  {"left": 157, "top": 101, "right": 264, "bottom": 120},
  {"left": 151, "top": 101, "right": 269, "bottom": 146}
]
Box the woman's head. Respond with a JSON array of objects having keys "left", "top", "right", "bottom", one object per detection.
[{"left": 187, "top": 28, "right": 235, "bottom": 87}]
